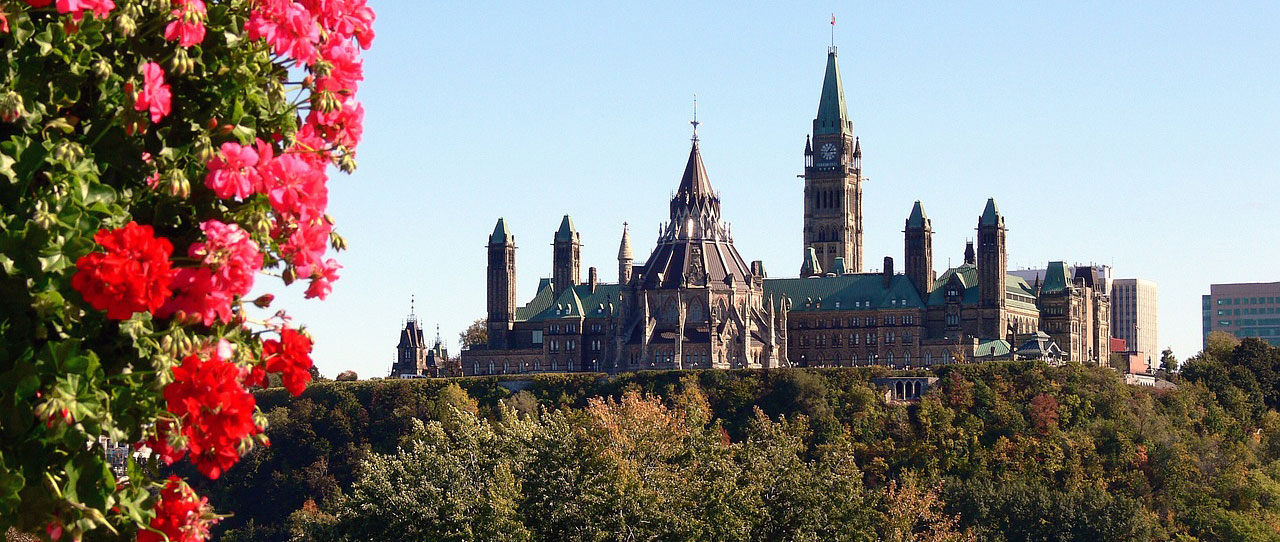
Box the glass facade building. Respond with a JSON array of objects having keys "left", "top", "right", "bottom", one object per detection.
[{"left": 1202, "top": 282, "right": 1280, "bottom": 348}]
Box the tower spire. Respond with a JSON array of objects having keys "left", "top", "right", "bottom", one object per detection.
[{"left": 690, "top": 94, "right": 699, "bottom": 143}]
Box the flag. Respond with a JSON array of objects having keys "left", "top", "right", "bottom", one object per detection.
[{"left": 831, "top": 14, "right": 836, "bottom": 26}]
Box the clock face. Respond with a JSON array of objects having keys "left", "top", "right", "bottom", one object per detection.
[{"left": 819, "top": 143, "right": 838, "bottom": 161}]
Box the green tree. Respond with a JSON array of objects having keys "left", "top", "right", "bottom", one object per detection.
[
  {"left": 459, "top": 318, "right": 488, "bottom": 350},
  {"left": 1159, "top": 347, "right": 1179, "bottom": 377}
]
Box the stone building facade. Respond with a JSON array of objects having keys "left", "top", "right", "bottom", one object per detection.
[
  {"left": 392, "top": 306, "right": 454, "bottom": 377},
  {"left": 458, "top": 46, "right": 1111, "bottom": 376}
]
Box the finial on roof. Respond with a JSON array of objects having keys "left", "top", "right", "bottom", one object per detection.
[
  {"left": 830, "top": 13, "right": 836, "bottom": 50},
  {"left": 690, "top": 94, "right": 700, "bottom": 143}
]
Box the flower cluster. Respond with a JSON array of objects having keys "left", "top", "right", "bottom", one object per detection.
[
  {"left": 70, "top": 222, "right": 174, "bottom": 320},
  {"left": 159, "top": 220, "right": 263, "bottom": 325},
  {"left": 164, "top": 0, "right": 207, "bottom": 48},
  {"left": 137, "top": 476, "right": 218, "bottom": 542},
  {"left": 260, "top": 327, "right": 315, "bottom": 396},
  {"left": 149, "top": 343, "right": 262, "bottom": 480},
  {"left": 134, "top": 62, "right": 171, "bottom": 124},
  {"left": 22, "top": 0, "right": 116, "bottom": 22},
  {"left": 7, "top": 0, "right": 373, "bottom": 536}
]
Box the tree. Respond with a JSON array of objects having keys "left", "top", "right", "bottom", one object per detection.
[
  {"left": 459, "top": 317, "right": 487, "bottom": 350},
  {"left": 882, "top": 476, "right": 975, "bottom": 542},
  {"left": 0, "top": 1, "right": 373, "bottom": 539},
  {"left": 1159, "top": 347, "right": 1178, "bottom": 376}
]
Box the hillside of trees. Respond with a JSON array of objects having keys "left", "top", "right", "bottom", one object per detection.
[{"left": 184, "top": 337, "right": 1280, "bottom": 541}]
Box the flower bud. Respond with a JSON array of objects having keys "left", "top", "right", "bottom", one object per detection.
[
  {"left": 195, "top": 134, "right": 215, "bottom": 163},
  {"left": 52, "top": 140, "right": 85, "bottom": 163},
  {"left": 0, "top": 91, "right": 25, "bottom": 123},
  {"left": 337, "top": 153, "right": 357, "bottom": 173},
  {"left": 252, "top": 294, "right": 275, "bottom": 308},
  {"left": 329, "top": 231, "right": 347, "bottom": 251},
  {"left": 315, "top": 90, "right": 341, "bottom": 114},
  {"left": 92, "top": 58, "right": 113, "bottom": 79},
  {"left": 170, "top": 49, "right": 192, "bottom": 76},
  {"left": 115, "top": 14, "right": 136, "bottom": 37},
  {"left": 164, "top": 169, "right": 190, "bottom": 199},
  {"left": 32, "top": 200, "right": 57, "bottom": 231},
  {"left": 282, "top": 267, "right": 297, "bottom": 285}
]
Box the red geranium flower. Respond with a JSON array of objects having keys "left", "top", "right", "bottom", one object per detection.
[
  {"left": 138, "top": 476, "right": 217, "bottom": 542},
  {"left": 262, "top": 327, "right": 314, "bottom": 396},
  {"left": 150, "top": 344, "right": 261, "bottom": 479},
  {"left": 71, "top": 222, "right": 175, "bottom": 320}
]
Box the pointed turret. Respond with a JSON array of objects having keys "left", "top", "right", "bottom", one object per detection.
[
  {"left": 618, "top": 222, "right": 633, "bottom": 284},
  {"left": 978, "top": 198, "right": 1008, "bottom": 330},
  {"left": 553, "top": 214, "right": 580, "bottom": 294},
  {"left": 487, "top": 218, "right": 516, "bottom": 350},
  {"left": 906, "top": 201, "right": 927, "bottom": 228},
  {"left": 801, "top": 247, "right": 823, "bottom": 277},
  {"left": 980, "top": 198, "right": 1001, "bottom": 226},
  {"left": 814, "top": 49, "right": 852, "bottom": 136},
  {"left": 490, "top": 218, "right": 513, "bottom": 244},
  {"left": 669, "top": 140, "right": 721, "bottom": 224},
  {"left": 555, "top": 214, "right": 577, "bottom": 242},
  {"left": 905, "top": 201, "right": 934, "bottom": 296}
]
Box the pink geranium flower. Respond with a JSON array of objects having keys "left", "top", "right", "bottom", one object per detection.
[
  {"left": 205, "top": 140, "right": 262, "bottom": 200},
  {"left": 135, "top": 62, "right": 172, "bottom": 124},
  {"left": 164, "top": 0, "right": 208, "bottom": 47}
]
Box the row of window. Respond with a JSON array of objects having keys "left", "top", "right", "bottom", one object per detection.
[
  {"left": 1217, "top": 296, "right": 1280, "bottom": 305},
  {"left": 799, "top": 350, "right": 958, "bottom": 366},
  {"left": 472, "top": 359, "right": 581, "bottom": 375},
  {"left": 1216, "top": 307, "right": 1280, "bottom": 316},
  {"left": 797, "top": 331, "right": 916, "bottom": 347},
  {"left": 798, "top": 314, "right": 917, "bottom": 328}
]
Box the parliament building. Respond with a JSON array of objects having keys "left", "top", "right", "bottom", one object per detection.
[{"left": 441, "top": 46, "right": 1111, "bottom": 377}]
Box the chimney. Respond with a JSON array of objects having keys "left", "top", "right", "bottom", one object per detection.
[
  {"left": 588, "top": 266, "right": 598, "bottom": 292},
  {"left": 964, "top": 241, "right": 976, "bottom": 265},
  {"left": 883, "top": 256, "right": 894, "bottom": 287}
]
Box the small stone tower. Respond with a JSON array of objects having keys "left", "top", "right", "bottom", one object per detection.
[
  {"left": 978, "top": 198, "right": 1007, "bottom": 336},
  {"left": 553, "top": 214, "right": 580, "bottom": 294},
  {"left": 487, "top": 218, "right": 516, "bottom": 349},
  {"left": 392, "top": 299, "right": 427, "bottom": 376},
  {"left": 618, "top": 222, "right": 633, "bottom": 284},
  {"left": 904, "top": 201, "right": 934, "bottom": 296}
]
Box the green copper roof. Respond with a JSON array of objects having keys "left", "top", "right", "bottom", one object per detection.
[
  {"left": 555, "top": 215, "right": 577, "bottom": 242},
  {"left": 928, "top": 265, "right": 979, "bottom": 306},
  {"left": 974, "top": 339, "right": 1011, "bottom": 359},
  {"left": 906, "top": 201, "right": 927, "bottom": 229},
  {"left": 764, "top": 273, "right": 925, "bottom": 313},
  {"left": 490, "top": 218, "right": 513, "bottom": 244},
  {"left": 831, "top": 257, "right": 847, "bottom": 275},
  {"left": 515, "top": 280, "right": 622, "bottom": 322},
  {"left": 801, "top": 247, "right": 823, "bottom": 276},
  {"left": 925, "top": 265, "right": 1039, "bottom": 311},
  {"left": 1040, "top": 261, "right": 1071, "bottom": 294},
  {"left": 814, "top": 51, "right": 850, "bottom": 136},
  {"left": 980, "top": 198, "right": 1000, "bottom": 226}
]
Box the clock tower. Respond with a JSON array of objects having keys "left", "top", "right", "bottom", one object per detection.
[{"left": 801, "top": 46, "right": 863, "bottom": 276}]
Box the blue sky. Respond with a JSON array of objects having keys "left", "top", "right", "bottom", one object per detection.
[{"left": 277, "top": 1, "right": 1280, "bottom": 377}]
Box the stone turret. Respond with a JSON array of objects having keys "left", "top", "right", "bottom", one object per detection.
[
  {"left": 553, "top": 214, "right": 580, "bottom": 294},
  {"left": 487, "top": 219, "right": 516, "bottom": 349},
  {"left": 905, "top": 201, "right": 934, "bottom": 296},
  {"left": 618, "top": 222, "right": 633, "bottom": 284}
]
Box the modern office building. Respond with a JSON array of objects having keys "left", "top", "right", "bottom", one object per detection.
[
  {"left": 1202, "top": 282, "right": 1280, "bottom": 348},
  {"left": 1112, "top": 278, "right": 1159, "bottom": 366}
]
